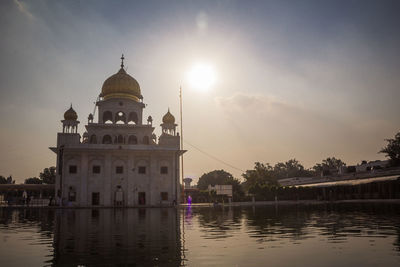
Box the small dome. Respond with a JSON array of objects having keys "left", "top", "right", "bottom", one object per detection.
[
  {"left": 101, "top": 67, "right": 141, "bottom": 102},
  {"left": 162, "top": 109, "right": 175, "bottom": 124},
  {"left": 64, "top": 105, "right": 78, "bottom": 121}
]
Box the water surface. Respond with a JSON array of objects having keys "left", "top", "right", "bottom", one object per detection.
[{"left": 0, "top": 203, "right": 399, "bottom": 266}]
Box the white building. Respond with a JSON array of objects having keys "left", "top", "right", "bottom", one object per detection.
[
  {"left": 355, "top": 160, "right": 389, "bottom": 172},
  {"left": 50, "top": 56, "right": 184, "bottom": 207}
]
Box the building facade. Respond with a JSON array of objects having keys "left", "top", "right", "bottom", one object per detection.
[{"left": 50, "top": 57, "right": 184, "bottom": 207}]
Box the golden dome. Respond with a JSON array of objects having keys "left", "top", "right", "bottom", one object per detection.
[
  {"left": 162, "top": 109, "right": 175, "bottom": 124},
  {"left": 64, "top": 105, "right": 78, "bottom": 120},
  {"left": 101, "top": 67, "right": 141, "bottom": 101}
]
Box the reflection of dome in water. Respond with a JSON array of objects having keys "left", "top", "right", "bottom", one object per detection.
[
  {"left": 162, "top": 109, "right": 175, "bottom": 124},
  {"left": 64, "top": 105, "right": 78, "bottom": 120},
  {"left": 100, "top": 59, "right": 141, "bottom": 102}
]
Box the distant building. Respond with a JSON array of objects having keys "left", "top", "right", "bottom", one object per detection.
[
  {"left": 208, "top": 185, "right": 233, "bottom": 197},
  {"left": 50, "top": 56, "right": 185, "bottom": 207},
  {"left": 355, "top": 160, "right": 389, "bottom": 172},
  {"left": 339, "top": 160, "right": 389, "bottom": 174},
  {"left": 183, "top": 177, "right": 193, "bottom": 189}
]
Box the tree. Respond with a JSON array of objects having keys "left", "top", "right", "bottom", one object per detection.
[
  {"left": 242, "top": 162, "right": 278, "bottom": 190},
  {"left": 40, "top": 167, "right": 56, "bottom": 184},
  {"left": 7, "top": 176, "right": 14, "bottom": 184},
  {"left": 321, "top": 157, "right": 346, "bottom": 169},
  {"left": 0, "top": 175, "right": 15, "bottom": 184},
  {"left": 380, "top": 131, "right": 400, "bottom": 167},
  {"left": 273, "top": 159, "right": 313, "bottom": 179},
  {"left": 25, "top": 177, "right": 43, "bottom": 184},
  {"left": 312, "top": 157, "right": 346, "bottom": 175},
  {"left": 197, "top": 170, "right": 244, "bottom": 199}
]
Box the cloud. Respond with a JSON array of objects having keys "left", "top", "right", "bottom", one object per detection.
[
  {"left": 13, "top": 0, "right": 34, "bottom": 20},
  {"left": 215, "top": 92, "right": 319, "bottom": 124},
  {"left": 196, "top": 12, "right": 208, "bottom": 32},
  {"left": 214, "top": 92, "right": 395, "bottom": 166}
]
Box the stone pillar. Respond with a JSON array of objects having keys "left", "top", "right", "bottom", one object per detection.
[
  {"left": 150, "top": 154, "right": 158, "bottom": 206},
  {"left": 104, "top": 153, "right": 112, "bottom": 206},
  {"left": 171, "top": 151, "right": 177, "bottom": 204},
  {"left": 176, "top": 151, "right": 181, "bottom": 204},
  {"left": 80, "top": 152, "right": 88, "bottom": 206},
  {"left": 127, "top": 154, "right": 135, "bottom": 206}
]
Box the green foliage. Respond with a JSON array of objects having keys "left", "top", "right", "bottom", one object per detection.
[
  {"left": 242, "top": 160, "right": 313, "bottom": 192},
  {"left": 25, "top": 177, "right": 43, "bottom": 184},
  {"left": 273, "top": 159, "right": 314, "bottom": 179},
  {"left": 0, "top": 175, "right": 15, "bottom": 184},
  {"left": 197, "top": 170, "right": 244, "bottom": 199},
  {"left": 380, "top": 131, "right": 400, "bottom": 167},
  {"left": 312, "top": 157, "right": 346, "bottom": 174},
  {"left": 242, "top": 162, "right": 278, "bottom": 191},
  {"left": 40, "top": 167, "right": 56, "bottom": 184}
]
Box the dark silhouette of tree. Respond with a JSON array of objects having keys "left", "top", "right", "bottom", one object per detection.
[
  {"left": 40, "top": 167, "right": 56, "bottom": 184},
  {"left": 273, "top": 159, "right": 313, "bottom": 179},
  {"left": 312, "top": 157, "right": 346, "bottom": 175},
  {"left": 0, "top": 176, "right": 7, "bottom": 184},
  {"left": 25, "top": 177, "right": 43, "bottom": 184},
  {"left": 197, "top": 170, "right": 243, "bottom": 199},
  {"left": 242, "top": 162, "right": 278, "bottom": 190},
  {"left": 380, "top": 131, "right": 400, "bottom": 167},
  {"left": 0, "top": 175, "right": 15, "bottom": 184},
  {"left": 6, "top": 176, "right": 14, "bottom": 184}
]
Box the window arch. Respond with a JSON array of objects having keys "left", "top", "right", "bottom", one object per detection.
[
  {"left": 143, "top": 136, "right": 150, "bottom": 145},
  {"left": 116, "top": 134, "right": 124, "bottom": 144},
  {"left": 103, "top": 111, "right": 113, "bottom": 124},
  {"left": 89, "top": 134, "right": 97, "bottom": 144},
  {"left": 115, "top": 111, "right": 126, "bottom": 124},
  {"left": 128, "top": 112, "right": 138, "bottom": 124},
  {"left": 128, "top": 135, "right": 137, "bottom": 144},
  {"left": 102, "top": 135, "right": 112, "bottom": 144}
]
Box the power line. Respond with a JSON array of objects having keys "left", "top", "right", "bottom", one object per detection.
[{"left": 183, "top": 140, "right": 245, "bottom": 173}]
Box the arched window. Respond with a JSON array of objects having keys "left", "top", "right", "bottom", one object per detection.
[
  {"left": 103, "top": 111, "right": 113, "bottom": 124},
  {"left": 115, "top": 111, "right": 126, "bottom": 124},
  {"left": 102, "top": 135, "right": 112, "bottom": 144},
  {"left": 128, "top": 112, "right": 138, "bottom": 124},
  {"left": 90, "top": 134, "right": 97, "bottom": 144},
  {"left": 128, "top": 135, "right": 137, "bottom": 145},
  {"left": 143, "top": 136, "right": 150, "bottom": 145},
  {"left": 116, "top": 135, "right": 124, "bottom": 144}
]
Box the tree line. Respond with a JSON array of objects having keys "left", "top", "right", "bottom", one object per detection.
[
  {"left": 196, "top": 130, "right": 400, "bottom": 200},
  {"left": 0, "top": 167, "right": 56, "bottom": 185},
  {"left": 197, "top": 157, "right": 346, "bottom": 200}
]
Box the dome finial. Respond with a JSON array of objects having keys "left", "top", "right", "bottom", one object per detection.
[
  {"left": 64, "top": 104, "right": 78, "bottom": 121},
  {"left": 120, "top": 54, "right": 125, "bottom": 68},
  {"left": 162, "top": 108, "right": 175, "bottom": 124}
]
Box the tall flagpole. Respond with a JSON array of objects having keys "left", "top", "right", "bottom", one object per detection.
[{"left": 179, "top": 86, "right": 184, "bottom": 203}]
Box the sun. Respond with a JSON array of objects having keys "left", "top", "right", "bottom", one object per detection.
[{"left": 187, "top": 63, "right": 216, "bottom": 91}]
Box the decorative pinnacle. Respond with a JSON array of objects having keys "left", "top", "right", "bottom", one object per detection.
[{"left": 120, "top": 54, "right": 125, "bottom": 68}]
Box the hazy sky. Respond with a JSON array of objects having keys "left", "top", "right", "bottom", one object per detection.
[{"left": 1, "top": 0, "right": 399, "bottom": 183}]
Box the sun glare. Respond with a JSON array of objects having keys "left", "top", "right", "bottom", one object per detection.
[{"left": 187, "top": 63, "right": 216, "bottom": 91}]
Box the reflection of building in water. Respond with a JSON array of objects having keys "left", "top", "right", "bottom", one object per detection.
[
  {"left": 50, "top": 56, "right": 185, "bottom": 206},
  {"left": 53, "top": 208, "right": 182, "bottom": 266}
]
